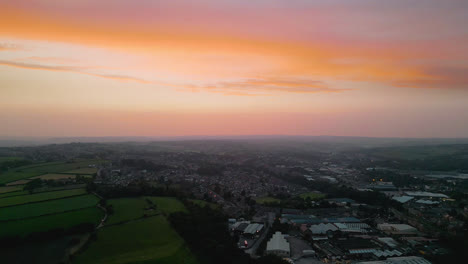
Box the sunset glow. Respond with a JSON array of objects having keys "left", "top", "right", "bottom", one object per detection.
[{"left": 1, "top": 0, "right": 468, "bottom": 137}]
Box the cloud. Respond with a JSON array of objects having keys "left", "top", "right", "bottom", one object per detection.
[
  {"left": 0, "top": 43, "right": 21, "bottom": 51},
  {"left": 393, "top": 66, "right": 468, "bottom": 89},
  {"left": 0, "top": 60, "right": 149, "bottom": 84},
  {"left": 181, "top": 77, "right": 348, "bottom": 96}
]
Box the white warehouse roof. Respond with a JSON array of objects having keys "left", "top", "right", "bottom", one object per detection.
[{"left": 266, "top": 232, "right": 290, "bottom": 253}]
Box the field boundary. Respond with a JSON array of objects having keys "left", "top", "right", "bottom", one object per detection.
[
  {"left": 0, "top": 186, "right": 86, "bottom": 200},
  {"left": 0, "top": 205, "right": 98, "bottom": 223},
  {"left": 0, "top": 193, "right": 89, "bottom": 208}
]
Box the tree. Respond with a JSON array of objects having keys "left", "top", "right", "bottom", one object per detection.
[{"left": 23, "top": 179, "right": 43, "bottom": 193}]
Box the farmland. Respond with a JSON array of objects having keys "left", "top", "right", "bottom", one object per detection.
[
  {"left": 0, "top": 207, "right": 103, "bottom": 238},
  {"left": 189, "top": 199, "right": 219, "bottom": 209},
  {"left": 0, "top": 188, "right": 87, "bottom": 207},
  {"left": 0, "top": 186, "right": 22, "bottom": 194},
  {"left": 0, "top": 194, "right": 99, "bottom": 221},
  {"left": 0, "top": 159, "right": 107, "bottom": 184},
  {"left": 73, "top": 196, "right": 196, "bottom": 264},
  {"left": 298, "top": 192, "right": 326, "bottom": 200},
  {"left": 31, "top": 173, "right": 76, "bottom": 180},
  {"left": 146, "top": 197, "right": 188, "bottom": 214},
  {"left": 65, "top": 167, "right": 98, "bottom": 174},
  {"left": 74, "top": 215, "right": 196, "bottom": 264},
  {"left": 106, "top": 197, "right": 158, "bottom": 225},
  {"left": 254, "top": 196, "right": 281, "bottom": 204}
]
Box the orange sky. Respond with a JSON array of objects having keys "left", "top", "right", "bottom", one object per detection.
[{"left": 1, "top": 0, "right": 468, "bottom": 137}]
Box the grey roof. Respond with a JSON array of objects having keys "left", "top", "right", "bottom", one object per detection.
[
  {"left": 392, "top": 196, "right": 414, "bottom": 203},
  {"left": 309, "top": 223, "right": 338, "bottom": 234}
]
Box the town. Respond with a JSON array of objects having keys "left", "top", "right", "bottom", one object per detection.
[{"left": 1, "top": 139, "right": 466, "bottom": 263}]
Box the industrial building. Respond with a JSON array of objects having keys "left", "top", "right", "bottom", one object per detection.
[{"left": 266, "top": 232, "right": 290, "bottom": 257}]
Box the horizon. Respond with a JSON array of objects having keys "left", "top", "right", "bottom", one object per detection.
[{"left": 1, "top": 0, "right": 468, "bottom": 138}]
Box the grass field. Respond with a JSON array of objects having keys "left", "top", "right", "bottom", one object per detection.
[
  {"left": 5, "top": 179, "right": 30, "bottom": 186},
  {"left": 298, "top": 192, "right": 326, "bottom": 200},
  {"left": 254, "top": 196, "right": 281, "bottom": 204},
  {"left": 189, "top": 199, "right": 219, "bottom": 209},
  {"left": 0, "top": 207, "right": 103, "bottom": 238},
  {"left": 73, "top": 216, "right": 197, "bottom": 264},
  {"left": 146, "top": 197, "right": 188, "bottom": 214},
  {"left": 0, "top": 186, "right": 22, "bottom": 194},
  {"left": 106, "top": 198, "right": 158, "bottom": 225},
  {"left": 0, "top": 160, "right": 107, "bottom": 184},
  {"left": 31, "top": 173, "right": 77, "bottom": 180},
  {"left": 0, "top": 190, "right": 28, "bottom": 198},
  {"left": 0, "top": 188, "right": 87, "bottom": 208},
  {"left": 0, "top": 194, "right": 99, "bottom": 221},
  {"left": 0, "top": 157, "right": 24, "bottom": 163},
  {"left": 64, "top": 167, "right": 98, "bottom": 174}
]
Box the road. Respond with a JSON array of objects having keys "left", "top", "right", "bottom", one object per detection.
[{"left": 244, "top": 212, "right": 276, "bottom": 257}]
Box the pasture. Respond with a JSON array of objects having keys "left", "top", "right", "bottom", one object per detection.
[
  {"left": 0, "top": 194, "right": 99, "bottom": 221},
  {"left": 74, "top": 216, "right": 197, "bottom": 264},
  {"left": 106, "top": 197, "right": 158, "bottom": 225},
  {"left": 189, "top": 199, "right": 219, "bottom": 209},
  {"left": 146, "top": 197, "right": 188, "bottom": 214},
  {"left": 254, "top": 196, "right": 281, "bottom": 204},
  {"left": 32, "top": 173, "right": 76, "bottom": 180},
  {"left": 0, "top": 207, "right": 103, "bottom": 238},
  {"left": 64, "top": 167, "right": 98, "bottom": 174},
  {"left": 298, "top": 192, "right": 326, "bottom": 200},
  {"left": 0, "top": 188, "right": 87, "bottom": 207},
  {"left": 0, "top": 159, "right": 107, "bottom": 184},
  {"left": 0, "top": 186, "right": 22, "bottom": 194}
]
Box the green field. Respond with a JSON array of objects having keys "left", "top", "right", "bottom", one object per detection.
[
  {"left": 0, "top": 160, "right": 107, "bottom": 184},
  {"left": 0, "top": 194, "right": 99, "bottom": 221},
  {"left": 32, "top": 173, "right": 77, "bottom": 180},
  {"left": 64, "top": 167, "right": 98, "bottom": 174},
  {"left": 0, "top": 190, "right": 28, "bottom": 198},
  {"left": 254, "top": 196, "right": 281, "bottom": 204},
  {"left": 0, "top": 207, "right": 103, "bottom": 238},
  {"left": 298, "top": 192, "right": 326, "bottom": 200},
  {"left": 146, "top": 197, "right": 188, "bottom": 214},
  {"left": 0, "top": 186, "right": 22, "bottom": 194},
  {"left": 106, "top": 198, "right": 158, "bottom": 225},
  {"left": 0, "top": 188, "right": 87, "bottom": 207},
  {"left": 189, "top": 199, "right": 219, "bottom": 209},
  {"left": 5, "top": 179, "right": 30, "bottom": 186},
  {"left": 73, "top": 216, "right": 197, "bottom": 264}
]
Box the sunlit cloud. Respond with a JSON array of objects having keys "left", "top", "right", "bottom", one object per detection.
[{"left": 0, "top": 60, "right": 150, "bottom": 84}]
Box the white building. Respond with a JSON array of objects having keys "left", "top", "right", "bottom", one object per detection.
[
  {"left": 266, "top": 232, "right": 290, "bottom": 257},
  {"left": 377, "top": 224, "right": 418, "bottom": 235}
]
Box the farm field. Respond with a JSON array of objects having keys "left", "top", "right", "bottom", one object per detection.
[
  {"left": 0, "top": 186, "right": 22, "bottom": 194},
  {"left": 0, "top": 160, "right": 107, "bottom": 184},
  {"left": 0, "top": 188, "right": 87, "bottom": 207},
  {"left": 106, "top": 198, "right": 158, "bottom": 225},
  {"left": 298, "top": 192, "right": 326, "bottom": 200},
  {"left": 146, "top": 197, "right": 188, "bottom": 214},
  {"left": 73, "top": 216, "right": 197, "bottom": 264},
  {"left": 6, "top": 179, "right": 30, "bottom": 186},
  {"left": 0, "top": 194, "right": 99, "bottom": 221},
  {"left": 64, "top": 167, "right": 98, "bottom": 174},
  {"left": 254, "top": 196, "right": 281, "bottom": 204},
  {"left": 32, "top": 173, "right": 77, "bottom": 180},
  {"left": 189, "top": 199, "right": 219, "bottom": 209},
  {"left": 0, "top": 190, "right": 28, "bottom": 198},
  {"left": 0, "top": 207, "right": 103, "bottom": 238}
]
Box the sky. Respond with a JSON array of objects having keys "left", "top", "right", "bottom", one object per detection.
[{"left": 1, "top": 0, "right": 468, "bottom": 138}]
